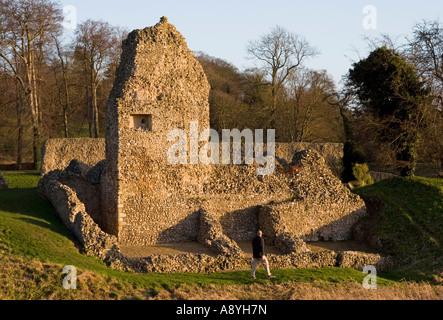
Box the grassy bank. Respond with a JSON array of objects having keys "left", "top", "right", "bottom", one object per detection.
[
  {"left": 353, "top": 176, "right": 443, "bottom": 272},
  {"left": 0, "top": 171, "right": 441, "bottom": 300}
]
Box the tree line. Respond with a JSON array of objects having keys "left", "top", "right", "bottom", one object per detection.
[
  {"left": 198, "top": 21, "right": 442, "bottom": 178},
  {"left": 197, "top": 25, "right": 344, "bottom": 145},
  {"left": 0, "top": 0, "right": 125, "bottom": 169},
  {"left": 344, "top": 21, "right": 443, "bottom": 178},
  {"left": 0, "top": 0, "right": 441, "bottom": 178}
]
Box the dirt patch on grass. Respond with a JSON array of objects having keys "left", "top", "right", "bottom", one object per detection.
[
  {"left": 120, "top": 241, "right": 286, "bottom": 259},
  {"left": 120, "top": 242, "right": 218, "bottom": 258},
  {"left": 307, "top": 241, "right": 377, "bottom": 254},
  {"left": 120, "top": 240, "right": 376, "bottom": 259}
]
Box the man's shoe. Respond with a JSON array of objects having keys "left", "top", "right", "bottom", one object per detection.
[
  {"left": 252, "top": 276, "right": 256, "bottom": 280},
  {"left": 268, "top": 275, "right": 276, "bottom": 279}
]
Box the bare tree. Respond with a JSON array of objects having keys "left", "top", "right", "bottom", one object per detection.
[
  {"left": 286, "top": 69, "right": 338, "bottom": 142},
  {"left": 410, "top": 20, "right": 443, "bottom": 108},
  {"left": 50, "top": 36, "right": 73, "bottom": 138},
  {"left": 74, "top": 19, "right": 121, "bottom": 138},
  {"left": 247, "top": 26, "right": 319, "bottom": 126},
  {"left": 409, "top": 20, "right": 443, "bottom": 176},
  {"left": 0, "top": 63, "right": 26, "bottom": 168},
  {"left": 0, "top": 0, "right": 63, "bottom": 168}
]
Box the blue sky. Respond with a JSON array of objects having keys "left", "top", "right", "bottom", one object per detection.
[{"left": 59, "top": 0, "right": 443, "bottom": 87}]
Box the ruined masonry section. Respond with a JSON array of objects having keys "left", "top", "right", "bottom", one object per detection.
[
  {"left": 38, "top": 160, "right": 392, "bottom": 273},
  {"left": 100, "top": 17, "right": 367, "bottom": 247},
  {"left": 40, "top": 138, "right": 105, "bottom": 176},
  {"left": 101, "top": 17, "right": 211, "bottom": 244},
  {"left": 39, "top": 18, "right": 370, "bottom": 270},
  {"left": 259, "top": 150, "right": 366, "bottom": 242}
]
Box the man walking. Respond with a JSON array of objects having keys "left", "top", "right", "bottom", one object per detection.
[{"left": 251, "top": 230, "right": 276, "bottom": 280}]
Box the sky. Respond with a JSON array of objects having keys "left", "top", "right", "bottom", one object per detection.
[{"left": 58, "top": 0, "right": 443, "bottom": 87}]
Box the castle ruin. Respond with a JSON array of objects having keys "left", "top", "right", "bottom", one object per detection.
[{"left": 37, "top": 18, "right": 382, "bottom": 273}]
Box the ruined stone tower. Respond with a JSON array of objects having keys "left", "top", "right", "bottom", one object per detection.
[
  {"left": 101, "top": 17, "right": 211, "bottom": 245},
  {"left": 98, "top": 17, "right": 366, "bottom": 248},
  {"left": 38, "top": 17, "right": 370, "bottom": 273}
]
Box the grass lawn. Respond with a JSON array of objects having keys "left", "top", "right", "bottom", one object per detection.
[{"left": 0, "top": 171, "right": 441, "bottom": 300}]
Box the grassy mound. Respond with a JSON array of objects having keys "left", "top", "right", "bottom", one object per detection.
[
  {"left": 353, "top": 176, "right": 443, "bottom": 272},
  {"left": 0, "top": 171, "right": 441, "bottom": 300}
]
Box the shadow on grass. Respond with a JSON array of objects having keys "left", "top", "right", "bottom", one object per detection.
[
  {"left": 379, "top": 270, "right": 440, "bottom": 285},
  {"left": 2, "top": 171, "right": 41, "bottom": 189},
  {"left": 19, "top": 217, "right": 55, "bottom": 229},
  {"left": 0, "top": 188, "right": 71, "bottom": 237},
  {"left": 0, "top": 185, "right": 85, "bottom": 264}
]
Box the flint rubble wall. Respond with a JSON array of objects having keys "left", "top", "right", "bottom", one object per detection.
[
  {"left": 38, "top": 168, "right": 392, "bottom": 273},
  {"left": 40, "top": 138, "right": 105, "bottom": 175}
]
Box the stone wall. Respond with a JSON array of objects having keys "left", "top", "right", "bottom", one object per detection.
[
  {"left": 113, "top": 250, "right": 393, "bottom": 274},
  {"left": 219, "top": 206, "right": 260, "bottom": 242},
  {"left": 274, "top": 232, "right": 309, "bottom": 254},
  {"left": 40, "top": 138, "right": 105, "bottom": 175},
  {"left": 39, "top": 138, "right": 343, "bottom": 183},
  {"left": 39, "top": 160, "right": 105, "bottom": 226},
  {"left": 38, "top": 170, "right": 117, "bottom": 260},
  {"left": 39, "top": 159, "right": 392, "bottom": 274},
  {"left": 38, "top": 138, "right": 346, "bottom": 245},
  {"left": 369, "top": 171, "right": 397, "bottom": 183},
  {"left": 258, "top": 150, "right": 366, "bottom": 242},
  {"left": 275, "top": 142, "right": 344, "bottom": 178},
  {"left": 197, "top": 210, "right": 243, "bottom": 256},
  {"left": 60, "top": 160, "right": 104, "bottom": 226}
]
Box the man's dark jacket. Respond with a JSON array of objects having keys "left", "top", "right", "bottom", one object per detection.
[{"left": 252, "top": 236, "right": 264, "bottom": 259}]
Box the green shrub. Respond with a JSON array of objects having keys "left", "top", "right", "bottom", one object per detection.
[
  {"left": 342, "top": 141, "right": 366, "bottom": 182},
  {"left": 352, "top": 163, "right": 374, "bottom": 187}
]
